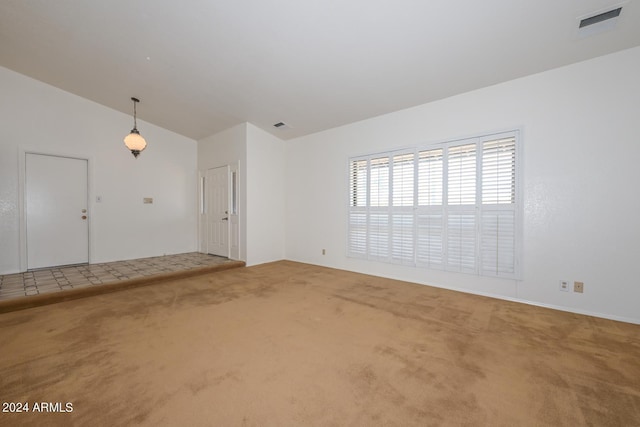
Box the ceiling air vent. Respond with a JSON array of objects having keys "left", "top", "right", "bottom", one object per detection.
[
  {"left": 273, "top": 122, "right": 288, "bottom": 129},
  {"left": 579, "top": 7, "right": 622, "bottom": 28},
  {"left": 576, "top": 5, "right": 624, "bottom": 38}
]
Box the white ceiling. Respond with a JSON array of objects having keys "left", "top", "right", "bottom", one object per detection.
[{"left": 1, "top": 1, "right": 639, "bottom": 140}]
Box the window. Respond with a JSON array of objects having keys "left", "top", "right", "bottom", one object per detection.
[
  {"left": 200, "top": 176, "right": 206, "bottom": 214},
  {"left": 231, "top": 171, "right": 238, "bottom": 215},
  {"left": 347, "top": 131, "right": 520, "bottom": 279}
]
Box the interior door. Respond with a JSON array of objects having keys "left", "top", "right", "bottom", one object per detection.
[
  {"left": 26, "top": 153, "right": 89, "bottom": 269},
  {"left": 206, "top": 166, "right": 230, "bottom": 257}
]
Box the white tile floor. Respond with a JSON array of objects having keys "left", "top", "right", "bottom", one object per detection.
[{"left": 0, "top": 253, "right": 232, "bottom": 301}]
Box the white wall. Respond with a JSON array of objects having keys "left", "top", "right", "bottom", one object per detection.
[
  {"left": 0, "top": 66, "right": 198, "bottom": 274},
  {"left": 285, "top": 46, "right": 640, "bottom": 324},
  {"left": 246, "top": 123, "right": 286, "bottom": 266},
  {"left": 197, "top": 123, "right": 248, "bottom": 261}
]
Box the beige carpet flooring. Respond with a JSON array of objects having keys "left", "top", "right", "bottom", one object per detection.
[{"left": 0, "top": 261, "right": 638, "bottom": 426}]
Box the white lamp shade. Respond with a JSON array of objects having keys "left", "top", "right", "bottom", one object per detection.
[{"left": 124, "top": 131, "right": 147, "bottom": 152}]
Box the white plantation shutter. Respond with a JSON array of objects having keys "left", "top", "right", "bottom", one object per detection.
[
  {"left": 446, "top": 213, "right": 476, "bottom": 272},
  {"left": 370, "top": 157, "right": 389, "bottom": 207},
  {"left": 480, "top": 136, "right": 517, "bottom": 276},
  {"left": 392, "top": 153, "right": 414, "bottom": 207},
  {"left": 348, "top": 211, "right": 367, "bottom": 257},
  {"left": 446, "top": 143, "right": 477, "bottom": 272},
  {"left": 416, "top": 213, "right": 443, "bottom": 267},
  {"left": 482, "top": 137, "right": 515, "bottom": 205},
  {"left": 418, "top": 149, "right": 443, "bottom": 206},
  {"left": 369, "top": 156, "right": 391, "bottom": 260},
  {"left": 348, "top": 159, "right": 368, "bottom": 258},
  {"left": 448, "top": 144, "right": 476, "bottom": 205},
  {"left": 416, "top": 149, "right": 443, "bottom": 267},
  {"left": 350, "top": 159, "right": 368, "bottom": 207},
  {"left": 369, "top": 211, "right": 389, "bottom": 260},
  {"left": 347, "top": 130, "right": 520, "bottom": 279},
  {"left": 481, "top": 210, "right": 515, "bottom": 275},
  {"left": 390, "top": 153, "right": 415, "bottom": 264},
  {"left": 391, "top": 213, "right": 414, "bottom": 264}
]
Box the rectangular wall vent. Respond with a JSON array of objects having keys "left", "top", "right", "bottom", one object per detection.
[{"left": 579, "top": 7, "right": 622, "bottom": 28}]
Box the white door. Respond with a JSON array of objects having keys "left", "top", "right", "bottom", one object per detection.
[
  {"left": 206, "top": 166, "right": 230, "bottom": 257},
  {"left": 26, "top": 153, "right": 89, "bottom": 269}
]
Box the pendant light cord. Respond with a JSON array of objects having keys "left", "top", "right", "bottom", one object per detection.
[{"left": 133, "top": 99, "right": 138, "bottom": 130}]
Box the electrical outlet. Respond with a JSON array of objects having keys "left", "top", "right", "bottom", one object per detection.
[
  {"left": 559, "top": 280, "right": 570, "bottom": 292},
  {"left": 574, "top": 281, "right": 584, "bottom": 293},
  {"left": 322, "top": 249, "right": 326, "bottom": 255}
]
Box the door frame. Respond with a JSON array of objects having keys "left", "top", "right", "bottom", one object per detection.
[
  {"left": 18, "top": 148, "right": 94, "bottom": 272},
  {"left": 228, "top": 163, "right": 240, "bottom": 261}
]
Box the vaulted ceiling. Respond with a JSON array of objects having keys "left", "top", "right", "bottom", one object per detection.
[{"left": 1, "top": 1, "right": 639, "bottom": 140}]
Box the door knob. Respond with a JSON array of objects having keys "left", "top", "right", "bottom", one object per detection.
[
  {"left": 222, "top": 217, "right": 228, "bottom": 221},
  {"left": 81, "top": 215, "right": 87, "bottom": 220}
]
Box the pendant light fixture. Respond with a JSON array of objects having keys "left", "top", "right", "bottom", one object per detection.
[{"left": 124, "top": 97, "right": 147, "bottom": 158}]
